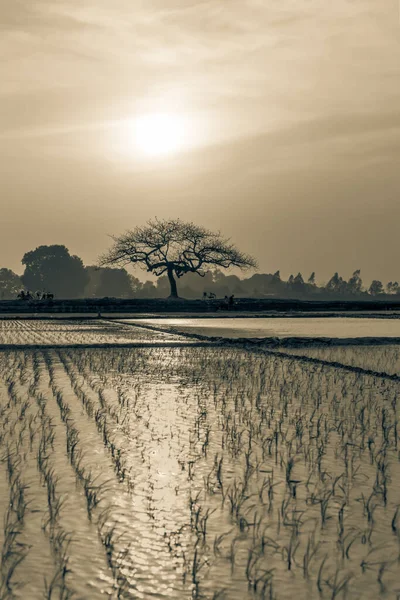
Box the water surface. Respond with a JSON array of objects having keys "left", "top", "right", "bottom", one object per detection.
[{"left": 116, "top": 317, "right": 400, "bottom": 339}]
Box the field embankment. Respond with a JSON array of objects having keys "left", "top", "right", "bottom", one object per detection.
[{"left": 1, "top": 297, "right": 400, "bottom": 314}]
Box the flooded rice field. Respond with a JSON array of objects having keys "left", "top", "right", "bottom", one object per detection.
[
  {"left": 282, "top": 345, "right": 400, "bottom": 377},
  {"left": 0, "top": 319, "right": 190, "bottom": 347},
  {"left": 0, "top": 320, "right": 400, "bottom": 599},
  {"left": 116, "top": 317, "right": 400, "bottom": 340}
]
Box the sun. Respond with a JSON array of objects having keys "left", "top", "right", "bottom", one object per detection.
[{"left": 132, "top": 112, "right": 187, "bottom": 157}]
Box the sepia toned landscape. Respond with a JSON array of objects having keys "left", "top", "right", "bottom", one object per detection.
[{"left": 2, "top": 0, "right": 400, "bottom": 598}]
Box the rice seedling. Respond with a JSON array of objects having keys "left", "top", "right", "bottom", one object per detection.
[{"left": 1, "top": 321, "right": 400, "bottom": 598}]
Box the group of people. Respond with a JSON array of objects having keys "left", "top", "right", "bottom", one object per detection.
[
  {"left": 17, "top": 290, "right": 54, "bottom": 301},
  {"left": 203, "top": 292, "right": 235, "bottom": 309}
]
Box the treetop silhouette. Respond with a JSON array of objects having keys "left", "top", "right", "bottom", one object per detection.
[
  {"left": 99, "top": 218, "right": 257, "bottom": 298},
  {"left": 21, "top": 244, "right": 89, "bottom": 299}
]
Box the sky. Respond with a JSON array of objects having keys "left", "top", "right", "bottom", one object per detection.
[{"left": 1, "top": 0, "right": 399, "bottom": 285}]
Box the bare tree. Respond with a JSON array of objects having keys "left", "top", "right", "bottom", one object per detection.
[{"left": 99, "top": 218, "right": 257, "bottom": 298}]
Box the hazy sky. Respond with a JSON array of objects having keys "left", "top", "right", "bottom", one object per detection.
[{"left": 1, "top": 0, "right": 399, "bottom": 284}]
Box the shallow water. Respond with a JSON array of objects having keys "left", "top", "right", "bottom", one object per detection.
[
  {"left": 282, "top": 344, "right": 400, "bottom": 376},
  {"left": 0, "top": 318, "right": 190, "bottom": 346},
  {"left": 116, "top": 316, "right": 400, "bottom": 339},
  {"left": 1, "top": 342, "right": 400, "bottom": 599}
]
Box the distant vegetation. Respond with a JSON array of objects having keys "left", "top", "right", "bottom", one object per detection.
[{"left": 0, "top": 247, "right": 399, "bottom": 300}]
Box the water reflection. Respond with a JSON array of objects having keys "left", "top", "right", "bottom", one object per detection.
[
  {"left": 0, "top": 345, "right": 399, "bottom": 599},
  {"left": 118, "top": 317, "right": 400, "bottom": 339}
]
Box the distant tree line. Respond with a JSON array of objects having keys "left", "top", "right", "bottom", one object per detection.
[{"left": 0, "top": 245, "right": 399, "bottom": 300}]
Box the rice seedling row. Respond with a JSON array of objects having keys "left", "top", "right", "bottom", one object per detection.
[
  {"left": 0, "top": 320, "right": 188, "bottom": 347},
  {"left": 282, "top": 345, "right": 400, "bottom": 377},
  {"left": 0, "top": 336, "right": 399, "bottom": 599}
]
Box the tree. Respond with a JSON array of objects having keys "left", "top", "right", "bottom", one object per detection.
[
  {"left": 369, "top": 280, "right": 384, "bottom": 296},
  {"left": 99, "top": 218, "right": 257, "bottom": 298},
  {"left": 325, "top": 272, "right": 347, "bottom": 295},
  {"left": 0, "top": 268, "right": 22, "bottom": 299},
  {"left": 386, "top": 281, "right": 399, "bottom": 295},
  {"left": 272, "top": 270, "right": 281, "bottom": 282},
  {"left": 85, "top": 266, "right": 134, "bottom": 298},
  {"left": 129, "top": 275, "right": 145, "bottom": 297},
  {"left": 135, "top": 280, "right": 160, "bottom": 298},
  {"left": 347, "top": 269, "right": 363, "bottom": 295},
  {"left": 308, "top": 272, "right": 316, "bottom": 285},
  {"left": 293, "top": 272, "right": 304, "bottom": 285},
  {"left": 21, "top": 245, "right": 89, "bottom": 298}
]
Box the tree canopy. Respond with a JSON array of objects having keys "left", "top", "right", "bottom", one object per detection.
[
  {"left": 0, "top": 268, "right": 22, "bottom": 299},
  {"left": 369, "top": 279, "right": 384, "bottom": 296},
  {"left": 84, "top": 266, "right": 135, "bottom": 298},
  {"left": 100, "top": 218, "right": 257, "bottom": 298},
  {"left": 21, "top": 245, "right": 89, "bottom": 298}
]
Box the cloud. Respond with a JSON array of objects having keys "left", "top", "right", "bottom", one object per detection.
[{"left": 1, "top": 0, "right": 400, "bottom": 170}]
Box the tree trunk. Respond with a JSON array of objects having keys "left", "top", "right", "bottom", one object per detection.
[{"left": 167, "top": 266, "right": 179, "bottom": 298}]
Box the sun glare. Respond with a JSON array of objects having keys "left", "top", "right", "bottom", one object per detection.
[{"left": 132, "top": 113, "right": 187, "bottom": 157}]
